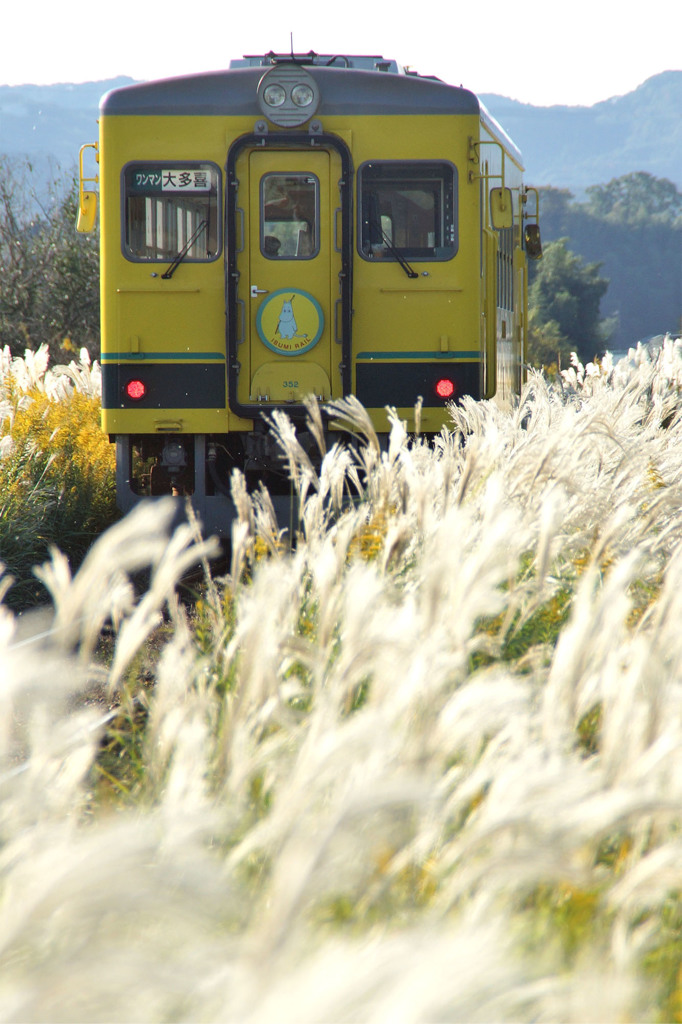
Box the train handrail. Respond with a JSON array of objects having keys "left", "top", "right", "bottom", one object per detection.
[{"left": 76, "top": 142, "right": 99, "bottom": 234}]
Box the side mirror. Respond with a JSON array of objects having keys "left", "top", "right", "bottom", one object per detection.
[
  {"left": 76, "top": 190, "right": 98, "bottom": 234},
  {"left": 524, "top": 223, "right": 543, "bottom": 260},
  {"left": 490, "top": 187, "right": 513, "bottom": 230}
]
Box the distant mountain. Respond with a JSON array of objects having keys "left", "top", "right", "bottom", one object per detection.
[
  {"left": 1, "top": 71, "right": 680, "bottom": 192},
  {"left": 0, "top": 78, "right": 134, "bottom": 176},
  {"left": 481, "top": 71, "right": 682, "bottom": 192}
]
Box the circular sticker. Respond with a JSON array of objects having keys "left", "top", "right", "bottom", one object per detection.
[{"left": 256, "top": 288, "right": 324, "bottom": 356}]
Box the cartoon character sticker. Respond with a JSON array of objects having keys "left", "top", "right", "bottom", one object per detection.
[
  {"left": 276, "top": 297, "right": 299, "bottom": 340},
  {"left": 256, "top": 288, "right": 324, "bottom": 355}
]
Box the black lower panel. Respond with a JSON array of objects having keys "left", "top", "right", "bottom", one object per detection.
[
  {"left": 103, "top": 362, "right": 226, "bottom": 409},
  {"left": 355, "top": 361, "right": 481, "bottom": 408}
]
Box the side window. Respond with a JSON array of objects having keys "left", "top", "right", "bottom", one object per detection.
[
  {"left": 123, "top": 162, "right": 220, "bottom": 262},
  {"left": 359, "top": 161, "right": 457, "bottom": 261},
  {"left": 261, "top": 173, "right": 319, "bottom": 259},
  {"left": 497, "top": 227, "right": 514, "bottom": 310}
]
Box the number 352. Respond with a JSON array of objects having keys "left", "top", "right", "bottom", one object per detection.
[{"left": 283, "top": 380, "right": 299, "bottom": 388}]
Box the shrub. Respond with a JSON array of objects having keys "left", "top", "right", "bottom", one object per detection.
[
  {"left": 0, "top": 344, "right": 116, "bottom": 607},
  {"left": 0, "top": 160, "right": 100, "bottom": 363}
]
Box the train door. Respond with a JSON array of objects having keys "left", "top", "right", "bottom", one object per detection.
[{"left": 228, "top": 145, "right": 346, "bottom": 414}]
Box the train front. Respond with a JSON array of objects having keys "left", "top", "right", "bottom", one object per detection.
[{"left": 78, "top": 52, "right": 533, "bottom": 535}]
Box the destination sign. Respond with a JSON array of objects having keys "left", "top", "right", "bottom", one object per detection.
[{"left": 129, "top": 168, "right": 214, "bottom": 193}]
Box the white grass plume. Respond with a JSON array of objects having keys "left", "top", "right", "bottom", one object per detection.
[{"left": 3, "top": 340, "right": 682, "bottom": 1019}]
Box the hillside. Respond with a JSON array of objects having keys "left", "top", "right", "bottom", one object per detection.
[
  {"left": 0, "top": 77, "right": 133, "bottom": 183},
  {"left": 1, "top": 71, "right": 680, "bottom": 191},
  {"left": 481, "top": 70, "right": 682, "bottom": 191}
]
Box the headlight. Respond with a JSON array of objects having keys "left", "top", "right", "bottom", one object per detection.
[
  {"left": 263, "top": 83, "right": 286, "bottom": 107},
  {"left": 257, "top": 65, "right": 320, "bottom": 127},
  {"left": 291, "top": 83, "right": 315, "bottom": 107}
]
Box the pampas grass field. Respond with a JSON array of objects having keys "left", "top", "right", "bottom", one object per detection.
[{"left": 3, "top": 338, "right": 682, "bottom": 1021}]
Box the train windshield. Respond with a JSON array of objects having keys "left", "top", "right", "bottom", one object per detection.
[
  {"left": 260, "top": 173, "right": 319, "bottom": 259},
  {"left": 359, "top": 161, "right": 457, "bottom": 261},
  {"left": 122, "top": 162, "right": 221, "bottom": 262}
]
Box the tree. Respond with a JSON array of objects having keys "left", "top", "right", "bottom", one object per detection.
[
  {"left": 536, "top": 188, "right": 573, "bottom": 230},
  {"left": 0, "top": 159, "right": 100, "bottom": 362},
  {"left": 537, "top": 178, "right": 681, "bottom": 349},
  {"left": 584, "top": 172, "right": 682, "bottom": 226},
  {"left": 527, "top": 239, "right": 609, "bottom": 365},
  {"left": 526, "top": 314, "right": 574, "bottom": 371}
]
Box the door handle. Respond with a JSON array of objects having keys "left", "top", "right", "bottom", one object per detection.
[{"left": 250, "top": 285, "right": 269, "bottom": 297}]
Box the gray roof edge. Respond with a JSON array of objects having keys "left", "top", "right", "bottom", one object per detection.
[{"left": 100, "top": 66, "right": 482, "bottom": 118}]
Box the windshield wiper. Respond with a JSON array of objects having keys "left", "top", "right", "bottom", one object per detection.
[
  {"left": 372, "top": 218, "right": 418, "bottom": 279},
  {"left": 162, "top": 219, "right": 208, "bottom": 279}
]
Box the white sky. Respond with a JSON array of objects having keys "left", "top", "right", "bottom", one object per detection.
[{"left": 2, "top": 0, "right": 680, "bottom": 106}]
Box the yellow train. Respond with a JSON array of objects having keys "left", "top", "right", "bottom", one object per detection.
[{"left": 77, "top": 51, "right": 541, "bottom": 533}]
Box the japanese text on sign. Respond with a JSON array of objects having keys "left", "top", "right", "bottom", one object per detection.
[{"left": 132, "top": 169, "right": 213, "bottom": 192}]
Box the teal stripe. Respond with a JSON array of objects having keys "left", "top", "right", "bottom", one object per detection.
[
  {"left": 102, "top": 350, "right": 479, "bottom": 361},
  {"left": 101, "top": 352, "right": 225, "bottom": 362},
  {"left": 356, "top": 351, "right": 480, "bottom": 360}
]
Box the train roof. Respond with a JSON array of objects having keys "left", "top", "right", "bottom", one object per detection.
[
  {"left": 99, "top": 56, "right": 522, "bottom": 165},
  {"left": 100, "top": 64, "right": 479, "bottom": 118}
]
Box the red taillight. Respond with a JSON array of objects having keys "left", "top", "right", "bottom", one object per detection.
[
  {"left": 125, "top": 378, "right": 146, "bottom": 401},
  {"left": 435, "top": 377, "right": 455, "bottom": 399}
]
